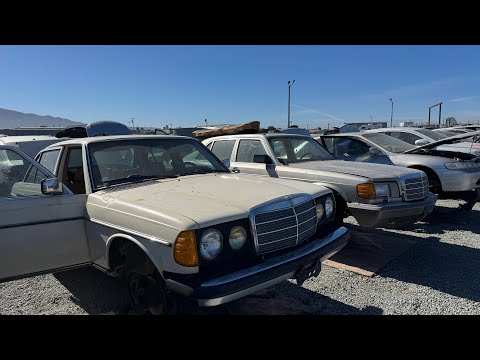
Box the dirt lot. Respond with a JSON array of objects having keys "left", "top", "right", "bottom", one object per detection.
[{"left": 1, "top": 199, "right": 479, "bottom": 315}]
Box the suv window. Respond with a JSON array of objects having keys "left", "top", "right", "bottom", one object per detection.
[
  {"left": 38, "top": 149, "right": 61, "bottom": 173},
  {"left": 236, "top": 140, "right": 267, "bottom": 163},
  {"left": 211, "top": 140, "right": 236, "bottom": 162}
]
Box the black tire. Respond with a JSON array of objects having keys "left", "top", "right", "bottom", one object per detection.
[
  {"left": 333, "top": 193, "right": 348, "bottom": 226},
  {"left": 126, "top": 270, "right": 170, "bottom": 315}
]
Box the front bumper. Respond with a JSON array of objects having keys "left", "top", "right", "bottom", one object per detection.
[
  {"left": 438, "top": 168, "right": 480, "bottom": 192},
  {"left": 164, "top": 226, "right": 350, "bottom": 307},
  {"left": 348, "top": 192, "right": 437, "bottom": 228}
]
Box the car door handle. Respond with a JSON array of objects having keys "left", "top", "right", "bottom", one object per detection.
[{"left": 231, "top": 167, "right": 240, "bottom": 173}]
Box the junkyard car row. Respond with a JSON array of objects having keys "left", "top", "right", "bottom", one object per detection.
[{"left": 1, "top": 122, "right": 479, "bottom": 314}]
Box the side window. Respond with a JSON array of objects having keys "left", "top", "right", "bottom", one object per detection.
[
  {"left": 236, "top": 140, "right": 267, "bottom": 163},
  {"left": 271, "top": 140, "right": 286, "bottom": 157},
  {"left": 0, "top": 149, "right": 49, "bottom": 198},
  {"left": 211, "top": 140, "right": 236, "bottom": 162},
  {"left": 64, "top": 148, "right": 85, "bottom": 195},
  {"left": 322, "top": 138, "right": 335, "bottom": 154},
  {"left": 389, "top": 132, "right": 422, "bottom": 145},
  {"left": 38, "top": 149, "right": 61, "bottom": 173},
  {"left": 335, "top": 138, "right": 370, "bottom": 157}
]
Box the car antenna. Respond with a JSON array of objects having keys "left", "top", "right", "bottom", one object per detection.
[{"left": 469, "top": 135, "right": 475, "bottom": 155}]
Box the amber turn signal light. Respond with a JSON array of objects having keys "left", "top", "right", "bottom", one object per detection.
[
  {"left": 174, "top": 231, "right": 199, "bottom": 267},
  {"left": 357, "top": 183, "right": 376, "bottom": 200}
]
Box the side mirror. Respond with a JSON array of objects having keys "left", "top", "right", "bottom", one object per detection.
[
  {"left": 253, "top": 154, "right": 274, "bottom": 164},
  {"left": 222, "top": 159, "right": 231, "bottom": 168},
  {"left": 369, "top": 147, "right": 381, "bottom": 156},
  {"left": 414, "top": 139, "right": 430, "bottom": 146},
  {"left": 41, "top": 178, "right": 64, "bottom": 195}
]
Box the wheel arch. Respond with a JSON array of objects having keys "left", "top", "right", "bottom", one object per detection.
[{"left": 106, "top": 234, "right": 164, "bottom": 278}]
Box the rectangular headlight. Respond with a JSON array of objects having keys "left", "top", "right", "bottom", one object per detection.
[
  {"left": 374, "top": 183, "right": 391, "bottom": 197},
  {"left": 444, "top": 161, "right": 480, "bottom": 170}
]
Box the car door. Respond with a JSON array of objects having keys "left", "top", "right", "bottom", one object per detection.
[
  {"left": 229, "top": 138, "right": 277, "bottom": 177},
  {"left": 0, "top": 146, "right": 90, "bottom": 283}
]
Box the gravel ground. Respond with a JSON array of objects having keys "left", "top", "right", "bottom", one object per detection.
[{"left": 1, "top": 199, "right": 479, "bottom": 315}]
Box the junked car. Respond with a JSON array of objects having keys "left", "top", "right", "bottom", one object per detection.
[
  {"left": 0, "top": 135, "right": 65, "bottom": 158},
  {"left": 0, "top": 135, "right": 349, "bottom": 314},
  {"left": 365, "top": 127, "right": 480, "bottom": 157},
  {"left": 203, "top": 134, "right": 436, "bottom": 228},
  {"left": 317, "top": 131, "right": 480, "bottom": 210}
]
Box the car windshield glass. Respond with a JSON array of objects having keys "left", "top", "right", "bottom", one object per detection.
[
  {"left": 267, "top": 136, "right": 335, "bottom": 163},
  {"left": 88, "top": 138, "right": 229, "bottom": 190},
  {"left": 415, "top": 128, "right": 447, "bottom": 140},
  {"left": 437, "top": 130, "right": 458, "bottom": 137},
  {"left": 362, "top": 133, "right": 416, "bottom": 153}
]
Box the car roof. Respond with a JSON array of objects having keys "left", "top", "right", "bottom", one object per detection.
[
  {"left": 320, "top": 132, "right": 363, "bottom": 138},
  {"left": 364, "top": 127, "right": 422, "bottom": 132},
  {"left": 204, "top": 133, "right": 310, "bottom": 141},
  {"left": 43, "top": 134, "right": 195, "bottom": 149},
  {"left": 0, "top": 135, "right": 61, "bottom": 144}
]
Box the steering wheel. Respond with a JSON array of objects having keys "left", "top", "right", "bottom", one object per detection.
[
  {"left": 300, "top": 152, "right": 313, "bottom": 160},
  {"left": 183, "top": 162, "right": 196, "bottom": 168}
]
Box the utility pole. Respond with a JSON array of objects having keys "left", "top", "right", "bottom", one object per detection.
[
  {"left": 389, "top": 98, "right": 394, "bottom": 127},
  {"left": 288, "top": 80, "right": 295, "bottom": 128}
]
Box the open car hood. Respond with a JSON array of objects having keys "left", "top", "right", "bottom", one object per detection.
[{"left": 404, "top": 130, "right": 480, "bottom": 154}]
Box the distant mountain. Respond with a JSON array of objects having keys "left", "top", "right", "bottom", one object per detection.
[{"left": 0, "top": 107, "right": 84, "bottom": 129}]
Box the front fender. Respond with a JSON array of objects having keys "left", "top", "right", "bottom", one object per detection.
[{"left": 312, "top": 182, "right": 349, "bottom": 202}]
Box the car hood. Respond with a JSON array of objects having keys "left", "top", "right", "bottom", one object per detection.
[
  {"left": 404, "top": 130, "right": 480, "bottom": 154},
  {"left": 87, "top": 173, "right": 329, "bottom": 230},
  {"left": 287, "top": 160, "right": 420, "bottom": 179}
]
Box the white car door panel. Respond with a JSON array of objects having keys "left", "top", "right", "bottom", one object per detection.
[{"left": 0, "top": 146, "right": 91, "bottom": 282}]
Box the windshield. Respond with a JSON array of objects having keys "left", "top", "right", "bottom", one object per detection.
[
  {"left": 88, "top": 138, "right": 229, "bottom": 190},
  {"left": 267, "top": 136, "right": 335, "bottom": 163},
  {"left": 414, "top": 128, "right": 448, "bottom": 140},
  {"left": 362, "top": 133, "right": 416, "bottom": 153}
]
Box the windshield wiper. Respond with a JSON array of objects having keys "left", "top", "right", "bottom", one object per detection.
[
  {"left": 103, "top": 174, "right": 177, "bottom": 187},
  {"left": 175, "top": 169, "right": 226, "bottom": 176}
]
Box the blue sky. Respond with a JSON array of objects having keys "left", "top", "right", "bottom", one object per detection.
[{"left": 1, "top": 45, "right": 480, "bottom": 129}]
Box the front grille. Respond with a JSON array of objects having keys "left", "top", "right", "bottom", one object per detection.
[
  {"left": 403, "top": 174, "right": 429, "bottom": 201},
  {"left": 252, "top": 196, "right": 317, "bottom": 255}
]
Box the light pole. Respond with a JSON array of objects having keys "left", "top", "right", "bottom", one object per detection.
[
  {"left": 389, "top": 98, "right": 394, "bottom": 127},
  {"left": 130, "top": 117, "right": 135, "bottom": 131},
  {"left": 288, "top": 80, "right": 295, "bottom": 128}
]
